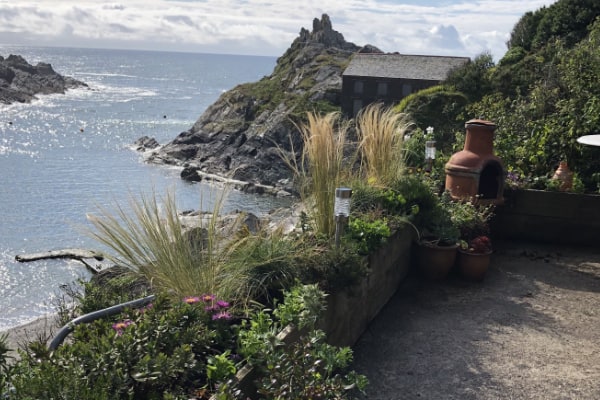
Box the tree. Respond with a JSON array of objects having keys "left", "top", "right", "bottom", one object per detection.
[{"left": 444, "top": 53, "right": 495, "bottom": 102}]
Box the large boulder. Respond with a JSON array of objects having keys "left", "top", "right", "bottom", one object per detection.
[
  {"left": 143, "top": 14, "right": 374, "bottom": 195},
  {"left": 0, "top": 54, "right": 87, "bottom": 104}
]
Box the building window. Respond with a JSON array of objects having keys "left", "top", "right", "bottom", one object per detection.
[
  {"left": 353, "top": 99, "right": 363, "bottom": 116},
  {"left": 377, "top": 82, "right": 388, "bottom": 96},
  {"left": 402, "top": 83, "right": 412, "bottom": 97},
  {"left": 354, "top": 80, "right": 364, "bottom": 94}
]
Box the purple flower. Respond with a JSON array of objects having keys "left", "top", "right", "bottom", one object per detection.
[
  {"left": 183, "top": 296, "right": 200, "bottom": 304},
  {"left": 138, "top": 303, "right": 153, "bottom": 314},
  {"left": 211, "top": 311, "right": 232, "bottom": 321},
  {"left": 204, "top": 305, "right": 219, "bottom": 313},
  {"left": 216, "top": 300, "right": 230, "bottom": 309},
  {"left": 112, "top": 319, "right": 134, "bottom": 335},
  {"left": 201, "top": 294, "right": 216, "bottom": 303}
]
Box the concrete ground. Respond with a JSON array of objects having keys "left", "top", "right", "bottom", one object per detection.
[{"left": 353, "top": 240, "right": 600, "bottom": 400}]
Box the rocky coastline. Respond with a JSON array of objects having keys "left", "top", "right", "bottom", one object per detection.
[
  {"left": 137, "top": 14, "right": 380, "bottom": 196},
  {"left": 0, "top": 54, "right": 87, "bottom": 105}
]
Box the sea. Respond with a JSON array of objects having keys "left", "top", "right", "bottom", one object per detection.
[{"left": 0, "top": 46, "right": 290, "bottom": 331}]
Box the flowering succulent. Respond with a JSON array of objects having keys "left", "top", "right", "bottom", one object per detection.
[
  {"left": 183, "top": 296, "right": 200, "bottom": 304},
  {"left": 184, "top": 294, "right": 233, "bottom": 321},
  {"left": 112, "top": 319, "right": 134, "bottom": 335},
  {"left": 211, "top": 311, "right": 232, "bottom": 321}
]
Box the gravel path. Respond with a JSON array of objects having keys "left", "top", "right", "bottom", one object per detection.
[{"left": 353, "top": 240, "right": 600, "bottom": 400}]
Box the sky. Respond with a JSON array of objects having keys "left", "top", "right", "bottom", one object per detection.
[{"left": 0, "top": 0, "right": 558, "bottom": 61}]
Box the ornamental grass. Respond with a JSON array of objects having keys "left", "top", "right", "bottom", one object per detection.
[
  {"left": 86, "top": 189, "right": 310, "bottom": 309},
  {"left": 356, "top": 103, "right": 413, "bottom": 186},
  {"left": 282, "top": 111, "right": 351, "bottom": 238}
]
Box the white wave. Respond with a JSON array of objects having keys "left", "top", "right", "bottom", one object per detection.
[
  {"left": 0, "top": 145, "right": 39, "bottom": 157},
  {"left": 83, "top": 72, "right": 140, "bottom": 79}
]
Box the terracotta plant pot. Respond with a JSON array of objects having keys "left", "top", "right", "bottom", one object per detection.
[
  {"left": 415, "top": 241, "right": 458, "bottom": 280},
  {"left": 456, "top": 249, "right": 492, "bottom": 281}
]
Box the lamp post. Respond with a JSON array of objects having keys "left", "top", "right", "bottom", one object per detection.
[
  {"left": 425, "top": 126, "right": 436, "bottom": 172},
  {"left": 334, "top": 187, "right": 352, "bottom": 248}
]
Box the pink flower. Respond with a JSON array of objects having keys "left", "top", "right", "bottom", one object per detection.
[
  {"left": 138, "top": 303, "right": 153, "bottom": 314},
  {"left": 112, "top": 319, "right": 134, "bottom": 335},
  {"left": 183, "top": 296, "right": 200, "bottom": 304},
  {"left": 212, "top": 311, "right": 232, "bottom": 321},
  {"left": 216, "top": 300, "right": 230, "bottom": 309},
  {"left": 201, "top": 294, "right": 216, "bottom": 303}
]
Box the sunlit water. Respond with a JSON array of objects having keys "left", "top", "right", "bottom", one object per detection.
[{"left": 0, "top": 46, "right": 288, "bottom": 330}]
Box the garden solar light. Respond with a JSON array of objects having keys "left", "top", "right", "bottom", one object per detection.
[
  {"left": 334, "top": 187, "right": 352, "bottom": 217},
  {"left": 334, "top": 187, "right": 352, "bottom": 247}
]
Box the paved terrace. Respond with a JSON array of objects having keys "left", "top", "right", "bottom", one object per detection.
[{"left": 353, "top": 240, "right": 600, "bottom": 400}]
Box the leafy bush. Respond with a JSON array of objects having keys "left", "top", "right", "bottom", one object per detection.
[
  {"left": 298, "top": 242, "right": 368, "bottom": 291},
  {"left": 220, "top": 284, "right": 368, "bottom": 399},
  {"left": 0, "top": 333, "right": 15, "bottom": 396},
  {"left": 442, "top": 193, "right": 495, "bottom": 241},
  {"left": 347, "top": 217, "right": 391, "bottom": 255},
  {"left": 350, "top": 181, "right": 410, "bottom": 217},
  {"left": 8, "top": 295, "right": 236, "bottom": 399}
]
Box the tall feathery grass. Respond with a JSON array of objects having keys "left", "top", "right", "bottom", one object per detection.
[
  {"left": 283, "top": 111, "right": 351, "bottom": 237},
  {"left": 86, "top": 189, "right": 308, "bottom": 307},
  {"left": 356, "top": 103, "right": 413, "bottom": 186},
  {"left": 86, "top": 190, "right": 232, "bottom": 299},
  {"left": 223, "top": 225, "right": 308, "bottom": 305}
]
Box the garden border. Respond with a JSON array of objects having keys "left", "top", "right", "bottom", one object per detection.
[{"left": 491, "top": 188, "right": 600, "bottom": 247}]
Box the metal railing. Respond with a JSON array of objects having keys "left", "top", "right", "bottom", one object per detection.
[{"left": 48, "top": 295, "right": 156, "bottom": 350}]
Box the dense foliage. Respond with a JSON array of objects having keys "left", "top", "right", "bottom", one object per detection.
[{"left": 401, "top": 0, "right": 600, "bottom": 191}]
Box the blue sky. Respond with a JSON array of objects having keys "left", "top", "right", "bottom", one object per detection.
[{"left": 0, "top": 1, "right": 557, "bottom": 60}]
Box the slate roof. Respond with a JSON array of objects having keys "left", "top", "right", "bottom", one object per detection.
[{"left": 343, "top": 53, "right": 470, "bottom": 81}]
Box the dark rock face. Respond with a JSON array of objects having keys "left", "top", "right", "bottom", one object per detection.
[
  {"left": 143, "top": 14, "right": 373, "bottom": 195},
  {"left": 133, "top": 136, "right": 160, "bottom": 152},
  {"left": 0, "top": 54, "right": 87, "bottom": 104}
]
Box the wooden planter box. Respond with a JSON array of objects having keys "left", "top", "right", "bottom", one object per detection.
[
  {"left": 491, "top": 188, "right": 600, "bottom": 246},
  {"left": 210, "top": 225, "right": 414, "bottom": 399},
  {"left": 318, "top": 225, "right": 414, "bottom": 346}
]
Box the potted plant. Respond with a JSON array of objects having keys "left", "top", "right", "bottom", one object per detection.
[
  {"left": 457, "top": 235, "right": 493, "bottom": 281},
  {"left": 445, "top": 194, "right": 495, "bottom": 281},
  {"left": 413, "top": 195, "right": 460, "bottom": 280}
]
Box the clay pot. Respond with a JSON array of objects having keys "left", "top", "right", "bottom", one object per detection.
[
  {"left": 456, "top": 249, "right": 492, "bottom": 281},
  {"left": 415, "top": 241, "right": 458, "bottom": 280},
  {"left": 552, "top": 161, "right": 573, "bottom": 191}
]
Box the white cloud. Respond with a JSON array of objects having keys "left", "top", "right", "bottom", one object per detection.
[{"left": 0, "top": 0, "right": 558, "bottom": 60}]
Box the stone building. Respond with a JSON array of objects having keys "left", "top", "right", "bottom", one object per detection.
[{"left": 341, "top": 53, "right": 470, "bottom": 116}]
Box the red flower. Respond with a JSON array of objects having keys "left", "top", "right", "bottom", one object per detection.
[{"left": 468, "top": 236, "right": 492, "bottom": 253}]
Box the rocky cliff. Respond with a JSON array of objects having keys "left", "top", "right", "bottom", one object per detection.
[
  {"left": 0, "top": 54, "right": 87, "bottom": 104},
  {"left": 142, "top": 14, "right": 375, "bottom": 196}
]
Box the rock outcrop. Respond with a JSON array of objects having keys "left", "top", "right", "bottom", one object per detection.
[
  {"left": 0, "top": 54, "right": 87, "bottom": 104},
  {"left": 143, "top": 15, "right": 373, "bottom": 195}
]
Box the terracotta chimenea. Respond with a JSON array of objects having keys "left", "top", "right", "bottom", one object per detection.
[{"left": 445, "top": 119, "right": 505, "bottom": 204}]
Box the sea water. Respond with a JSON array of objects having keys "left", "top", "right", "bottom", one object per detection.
[{"left": 0, "top": 46, "right": 287, "bottom": 331}]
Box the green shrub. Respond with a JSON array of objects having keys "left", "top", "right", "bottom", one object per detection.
[
  {"left": 298, "top": 244, "right": 368, "bottom": 292},
  {"left": 0, "top": 333, "right": 15, "bottom": 396},
  {"left": 347, "top": 217, "right": 391, "bottom": 255},
  {"left": 9, "top": 295, "right": 235, "bottom": 399},
  {"left": 221, "top": 284, "right": 368, "bottom": 399},
  {"left": 350, "top": 182, "right": 410, "bottom": 217}
]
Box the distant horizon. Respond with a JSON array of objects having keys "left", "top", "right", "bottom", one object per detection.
[
  {"left": 0, "top": 1, "right": 559, "bottom": 62},
  {"left": 0, "top": 43, "right": 279, "bottom": 59}
]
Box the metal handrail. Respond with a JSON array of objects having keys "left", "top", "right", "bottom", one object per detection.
[{"left": 48, "top": 295, "right": 156, "bottom": 350}]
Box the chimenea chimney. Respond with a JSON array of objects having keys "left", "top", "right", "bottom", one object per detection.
[{"left": 445, "top": 119, "right": 505, "bottom": 204}]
